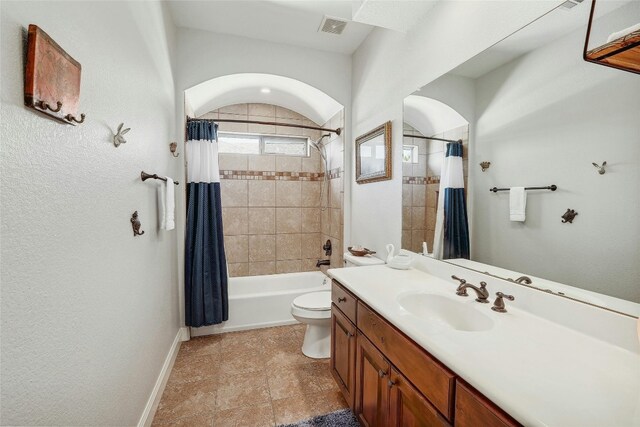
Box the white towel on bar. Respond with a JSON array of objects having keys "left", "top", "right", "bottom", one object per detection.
[
  {"left": 510, "top": 187, "right": 526, "bottom": 222},
  {"left": 158, "top": 178, "right": 175, "bottom": 231},
  {"left": 164, "top": 177, "right": 175, "bottom": 230},
  {"left": 157, "top": 184, "right": 166, "bottom": 229}
]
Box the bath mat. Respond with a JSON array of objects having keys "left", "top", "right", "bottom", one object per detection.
[{"left": 277, "top": 409, "right": 359, "bottom": 427}]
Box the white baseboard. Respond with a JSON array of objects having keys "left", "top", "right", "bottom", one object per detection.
[
  {"left": 190, "top": 319, "right": 299, "bottom": 337},
  {"left": 137, "top": 329, "right": 184, "bottom": 427}
]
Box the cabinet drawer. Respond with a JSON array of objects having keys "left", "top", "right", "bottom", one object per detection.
[
  {"left": 357, "top": 301, "right": 456, "bottom": 421},
  {"left": 332, "top": 280, "right": 357, "bottom": 323},
  {"left": 455, "top": 381, "right": 521, "bottom": 427}
]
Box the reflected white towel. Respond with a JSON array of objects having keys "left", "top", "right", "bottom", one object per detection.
[
  {"left": 509, "top": 187, "right": 526, "bottom": 222},
  {"left": 164, "top": 177, "right": 175, "bottom": 230},
  {"left": 607, "top": 23, "right": 640, "bottom": 43}
]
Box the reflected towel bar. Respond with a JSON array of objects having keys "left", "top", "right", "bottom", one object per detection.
[
  {"left": 141, "top": 171, "right": 179, "bottom": 185},
  {"left": 490, "top": 185, "right": 557, "bottom": 193}
]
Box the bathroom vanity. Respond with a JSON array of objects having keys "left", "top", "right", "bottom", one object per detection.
[
  {"left": 330, "top": 279, "right": 518, "bottom": 427},
  {"left": 328, "top": 260, "right": 640, "bottom": 427}
]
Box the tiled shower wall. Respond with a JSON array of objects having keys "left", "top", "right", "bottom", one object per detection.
[
  {"left": 196, "top": 103, "right": 344, "bottom": 277},
  {"left": 320, "top": 110, "right": 345, "bottom": 271},
  {"left": 402, "top": 124, "right": 469, "bottom": 254}
]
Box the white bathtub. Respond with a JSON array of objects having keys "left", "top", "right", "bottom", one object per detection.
[{"left": 191, "top": 271, "right": 330, "bottom": 337}]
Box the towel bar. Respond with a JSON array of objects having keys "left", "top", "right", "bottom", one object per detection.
[
  {"left": 141, "top": 171, "right": 179, "bottom": 185},
  {"left": 490, "top": 185, "right": 556, "bottom": 193}
]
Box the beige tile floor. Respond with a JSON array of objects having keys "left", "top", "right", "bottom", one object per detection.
[{"left": 152, "top": 324, "right": 347, "bottom": 427}]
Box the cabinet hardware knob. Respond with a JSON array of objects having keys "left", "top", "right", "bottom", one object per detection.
[
  {"left": 345, "top": 331, "right": 354, "bottom": 337},
  {"left": 338, "top": 297, "right": 346, "bottom": 302},
  {"left": 388, "top": 379, "right": 396, "bottom": 388},
  {"left": 378, "top": 369, "right": 387, "bottom": 378}
]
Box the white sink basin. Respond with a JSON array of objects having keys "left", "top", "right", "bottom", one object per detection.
[{"left": 398, "top": 293, "right": 494, "bottom": 332}]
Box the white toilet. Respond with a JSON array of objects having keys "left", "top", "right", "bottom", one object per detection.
[
  {"left": 291, "top": 252, "right": 385, "bottom": 359},
  {"left": 291, "top": 291, "right": 332, "bottom": 359}
]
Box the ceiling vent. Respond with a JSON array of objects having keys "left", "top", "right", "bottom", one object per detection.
[
  {"left": 319, "top": 16, "right": 347, "bottom": 35},
  {"left": 560, "top": 0, "right": 584, "bottom": 10}
]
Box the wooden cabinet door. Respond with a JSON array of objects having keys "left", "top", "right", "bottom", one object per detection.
[
  {"left": 331, "top": 304, "right": 357, "bottom": 409},
  {"left": 455, "top": 381, "right": 521, "bottom": 427},
  {"left": 355, "top": 333, "right": 390, "bottom": 427},
  {"left": 388, "top": 367, "right": 451, "bottom": 427}
]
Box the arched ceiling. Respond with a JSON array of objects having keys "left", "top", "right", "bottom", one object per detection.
[
  {"left": 403, "top": 95, "right": 468, "bottom": 137},
  {"left": 184, "top": 73, "right": 343, "bottom": 125}
]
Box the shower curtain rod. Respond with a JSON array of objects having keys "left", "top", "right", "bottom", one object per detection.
[
  {"left": 403, "top": 134, "right": 461, "bottom": 144},
  {"left": 187, "top": 117, "right": 342, "bottom": 136}
]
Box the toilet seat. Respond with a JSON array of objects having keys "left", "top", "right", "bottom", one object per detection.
[
  {"left": 291, "top": 291, "right": 331, "bottom": 319},
  {"left": 293, "top": 291, "right": 331, "bottom": 311}
]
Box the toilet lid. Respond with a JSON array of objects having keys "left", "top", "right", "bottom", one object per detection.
[{"left": 292, "top": 291, "right": 331, "bottom": 311}]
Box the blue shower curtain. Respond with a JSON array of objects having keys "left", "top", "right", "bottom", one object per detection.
[
  {"left": 433, "top": 141, "right": 470, "bottom": 260},
  {"left": 185, "top": 120, "right": 229, "bottom": 327}
]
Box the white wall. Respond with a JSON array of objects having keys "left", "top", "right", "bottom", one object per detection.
[
  {"left": 350, "top": 1, "right": 559, "bottom": 255},
  {"left": 175, "top": 29, "right": 352, "bottom": 323},
  {"left": 0, "top": 2, "right": 181, "bottom": 425},
  {"left": 471, "top": 2, "right": 640, "bottom": 302}
]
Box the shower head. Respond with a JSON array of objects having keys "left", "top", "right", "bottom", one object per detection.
[{"left": 310, "top": 134, "right": 331, "bottom": 151}]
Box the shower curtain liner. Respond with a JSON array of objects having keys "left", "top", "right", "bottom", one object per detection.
[
  {"left": 432, "top": 141, "right": 470, "bottom": 260},
  {"left": 185, "top": 120, "right": 229, "bottom": 327}
]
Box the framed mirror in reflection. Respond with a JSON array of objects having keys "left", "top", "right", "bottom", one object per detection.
[
  {"left": 401, "top": 0, "right": 640, "bottom": 317},
  {"left": 355, "top": 121, "right": 392, "bottom": 184}
]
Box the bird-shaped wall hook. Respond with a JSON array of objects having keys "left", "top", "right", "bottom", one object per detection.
[{"left": 592, "top": 161, "right": 606, "bottom": 175}]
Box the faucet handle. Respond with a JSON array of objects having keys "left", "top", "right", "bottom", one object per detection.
[
  {"left": 451, "top": 275, "right": 466, "bottom": 284},
  {"left": 497, "top": 291, "right": 514, "bottom": 300},
  {"left": 491, "top": 292, "right": 515, "bottom": 313}
]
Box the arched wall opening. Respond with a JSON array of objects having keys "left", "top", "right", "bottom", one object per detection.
[
  {"left": 182, "top": 74, "right": 346, "bottom": 336},
  {"left": 402, "top": 95, "right": 470, "bottom": 255}
]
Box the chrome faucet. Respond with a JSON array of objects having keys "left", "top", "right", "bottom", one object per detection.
[
  {"left": 510, "top": 276, "right": 532, "bottom": 285},
  {"left": 451, "top": 275, "right": 490, "bottom": 303}
]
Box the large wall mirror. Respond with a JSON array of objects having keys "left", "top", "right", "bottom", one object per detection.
[{"left": 402, "top": 0, "right": 640, "bottom": 317}]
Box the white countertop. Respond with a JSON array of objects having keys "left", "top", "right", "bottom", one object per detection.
[{"left": 328, "top": 265, "right": 640, "bottom": 427}]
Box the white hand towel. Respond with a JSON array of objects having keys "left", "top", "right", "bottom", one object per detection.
[
  {"left": 509, "top": 187, "right": 526, "bottom": 222},
  {"left": 164, "top": 177, "right": 175, "bottom": 230},
  {"left": 157, "top": 184, "right": 166, "bottom": 229}
]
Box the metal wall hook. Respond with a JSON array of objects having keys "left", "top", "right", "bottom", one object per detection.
[
  {"left": 561, "top": 209, "right": 578, "bottom": 223},
  {"left": 169, "top": 142, "right": 179, "bottom": 157},
  {"left": 131, "top": 211, "right": 144, "bottom": 236},
  {"left": 592, "top": 161, "right": 606, "bottom": 175},
  {"left": 35, "top": 100, "right": 62, "bottom": 113},
  {"left": 113, "top": 123, "right": 130, "bottom": 147},
  {"left": 480, "top": 161, "right": 491, "bottom": 172},
  {"left": 65, "top": 113, "right": 85, "bottom": 124}
]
